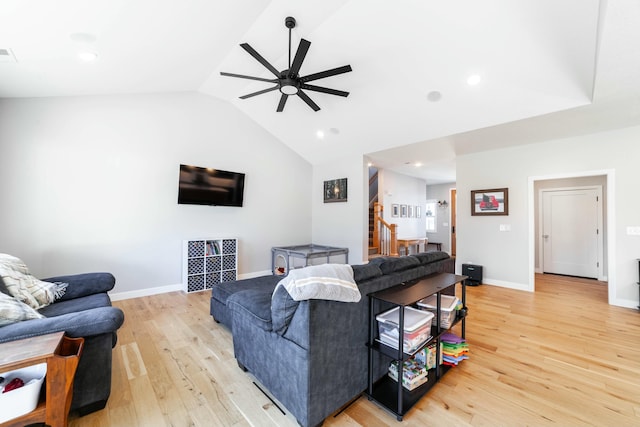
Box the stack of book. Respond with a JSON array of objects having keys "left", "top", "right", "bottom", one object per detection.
[
  {"left": 441, "top": 332, "right": 469, "bottom": 366},
  {"left": 388, "top": 359, "right": 428, "bottom": 391},
  {"left": 413, "top": 341, "right": 439, "bottom": 369}
]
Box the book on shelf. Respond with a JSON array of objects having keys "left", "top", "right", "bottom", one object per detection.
[
  {"left": 206, "top": 241, "right": 221, "bottom": 255},
  {"left": 388, "top": 359, "right": 429, "bottom": 390}
]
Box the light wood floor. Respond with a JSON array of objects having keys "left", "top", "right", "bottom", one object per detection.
[{"left": 69, "top": 274, "right": 640, "bottom": 426}]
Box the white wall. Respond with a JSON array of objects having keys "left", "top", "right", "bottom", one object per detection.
[
  {"left": 379, "top": 169, "right": 427, "bottom": 239},
  {"left": 311, "top": 155, "right": 368, "bottom": 265},
  {"left": 0, "top": 92, "right": 312, "bottom": 295},
  {"left": 456, "top": 126, "right": 640, "bottom": 308}
]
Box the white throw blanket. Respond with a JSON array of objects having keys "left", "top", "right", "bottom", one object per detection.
[
  {"left": 274, "top": 263, "right": 361, "bottom": 302},
  {"left": 0, "top": 253, "right": 67, "bottom": 309}
]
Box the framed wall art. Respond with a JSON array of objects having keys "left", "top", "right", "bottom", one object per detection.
[
  {"left": 391, "top": 204, "right": 399, "bottom": 217},
  {"left": 324, "top": 178, "right": 348, "bottom": 203},
  {"left": 471, "top": 188, "right": 509, "bottom": 216},
  {"left": 400, "top": 204, "right": 407, "bottom": 217}
]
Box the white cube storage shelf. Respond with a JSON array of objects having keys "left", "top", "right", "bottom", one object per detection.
[{"left": 183, "top": 238, "right": 237, "bottom": 293}]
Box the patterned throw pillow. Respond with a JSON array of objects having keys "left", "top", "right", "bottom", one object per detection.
[
  {"left": 0, "top": 254, "right": 67, "bottom": 310},
  {"left": 0, "top": 292, "right": 44, "bottom": 326}
]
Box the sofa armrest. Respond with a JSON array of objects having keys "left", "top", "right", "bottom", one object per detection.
[
  {"left": 0, "top": 306, "right": 125, "bottom": 344},
  {"left": 42, "top": 272, "right": 116, "bottom": 301}
]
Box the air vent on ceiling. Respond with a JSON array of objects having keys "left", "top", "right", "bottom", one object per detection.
[{"left": 0, "top": 48, "right": 18, "bottom": 63}]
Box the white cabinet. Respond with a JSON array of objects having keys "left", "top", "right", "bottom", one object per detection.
[{"left": 183, "top": 238, "right": 237, "bottom": 293}]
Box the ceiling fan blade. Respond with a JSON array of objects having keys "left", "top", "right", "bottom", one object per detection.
[
  {"left": 300, "top": 65, "right": 352, "bottom": 83},
  {"left": 220, "top": 72, "right": 278, "bottom": 83},
  {"left": 300, "top": 84, "right": 349, "bottom": 97},
  {"left": 240, "top": 43, "right": 280, "bottom": 77},
  {"left": 289, "top": 38, "right": 311, "bottom": 78},
  {"left": 277, "top": 94, "right": 288, "bottom": 112},
  {"left": 297, "top": 90, "right": 320, "bottom": 112},
  {"left": 239, "top": 85, "right": 279, "bottom": 99}
]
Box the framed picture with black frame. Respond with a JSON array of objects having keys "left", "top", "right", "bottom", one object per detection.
[{"left": 324, "top": 178, "right": 348, "bottom": 203}]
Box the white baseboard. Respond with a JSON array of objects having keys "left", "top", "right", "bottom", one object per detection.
[
  {"left": 612, "top": 298, "right": 639, "bottom": 309},
  {"left": 239, "top": 270, "right": 272, "bottom": 280},
  {"left": 109, "top": 270, "right": 274, "bottom": 301},
  {"left": 483, "top": 278, "right": 532, "bottom": 292},
  {"left": 110, "top": 283, "right": 183, "bottom": 301}
]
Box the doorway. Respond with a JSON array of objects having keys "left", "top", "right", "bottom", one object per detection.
[
  {"left": 541, "top": 187, "right": 603, "bottom": 279},
  {"left": 450, "top": 188, "right": 457, "bottom": 257},
  {"left": 529, "top": 171, "right": 613, "bottom": 304}
]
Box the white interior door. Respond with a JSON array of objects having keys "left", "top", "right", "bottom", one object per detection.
[{"left": 542, "top": 188, "right": 601, "bottom": 279}]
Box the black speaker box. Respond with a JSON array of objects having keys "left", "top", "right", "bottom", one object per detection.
[{"left": 462, "top": 264, "right": 483, "bottom": 286}]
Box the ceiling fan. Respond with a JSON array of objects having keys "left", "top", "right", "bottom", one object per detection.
[{"left": 220, "top": 16, "right": 352, "bottom": 112}]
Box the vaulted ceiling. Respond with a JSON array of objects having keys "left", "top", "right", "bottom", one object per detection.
[{"left": 2, "top": 0, "right": 638, "bottom": 184}]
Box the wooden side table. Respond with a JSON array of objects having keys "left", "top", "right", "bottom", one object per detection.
[
  {"left": 397, "top": 238, "right": 428, "bottom": 255},
  {"left": 0, "top": 332, "right": 84, "bottom": 427}
]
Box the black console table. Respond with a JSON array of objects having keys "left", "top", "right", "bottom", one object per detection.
[{"left": 366, "top": 272, "right": 468, "bottom": 420}]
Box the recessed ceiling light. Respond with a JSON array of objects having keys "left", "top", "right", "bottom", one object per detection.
[
  {"left": 77, "top": 51, "right": 98, "bottom": 62},
  {"left": 415, "top": 162, "right": 423, "bottom": 167},
  {"left": 426, "top": 91, "right": 442, "bottom": 102},
  {"left": 70, "top": 32, "right": 97, "bottom": 44},
  {"left": 467, "top": 74, "right": 481, "bottom": 86},
  {"left": 316, "top": 130, "right": 325, "bottom": 139}
]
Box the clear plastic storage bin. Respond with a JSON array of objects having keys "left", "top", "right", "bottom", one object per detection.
[
  {"left": 417, "top": 294, "right": 459, "bottom": 329},
  {"left": 376, "top": 306, "right": 434, "bottom": 353}
]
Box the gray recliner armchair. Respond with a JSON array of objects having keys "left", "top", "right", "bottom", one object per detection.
[{"left": 0, "top": 272, "right": 125, "bottom": 415}]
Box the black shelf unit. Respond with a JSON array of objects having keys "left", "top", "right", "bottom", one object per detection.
[{"left": 366, "top": 272, "right": 468, "bottom": 421}]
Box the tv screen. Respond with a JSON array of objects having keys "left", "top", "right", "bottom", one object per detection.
[{"left": 178, "top": 164, "right": 245, "bottom": 207}]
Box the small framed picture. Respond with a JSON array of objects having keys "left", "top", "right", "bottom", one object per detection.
[
  {"left": 400, "top": 204, "right": 407, "bottom": 218},
  {"left": 408, "top": 205, "right": 414, "bottom": 218},
  {"left": 471, "top": 188, "right": 509, "bottom": 216},
  {"left": 416, "top": 206, "right": 421, "bottom": 218},
  {"left": 391, "top": 204, "right": 399, "bottom": 217},
  {"left": 324, "top": 178, "right": 348, "bottom": 203}
]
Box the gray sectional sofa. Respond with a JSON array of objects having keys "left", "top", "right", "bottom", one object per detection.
[{"left": 210, "top": 252, "right": 455, "bottom": 427}]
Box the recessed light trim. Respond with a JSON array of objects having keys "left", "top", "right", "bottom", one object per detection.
[
  {"left": 427, "top": 91, "right": 442, "bottom": 102},
  {"left": 77, "top": 51, "right": 98, "bottom": 62},
  {"left": 467, "top": 74, "right": 481, "bottom": 86}
]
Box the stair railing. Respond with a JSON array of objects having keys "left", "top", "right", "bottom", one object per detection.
[{"left": 373, "top": 202, "right": 398, "bottom": 256}]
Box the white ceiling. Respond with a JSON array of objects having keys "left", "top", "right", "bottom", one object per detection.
[{"left": 2, "top": 0, "right": 639, "bottom": 184}]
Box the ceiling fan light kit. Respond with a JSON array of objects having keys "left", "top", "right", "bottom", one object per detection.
[{"left": 220, "top": 16, "right": 352, "bottom": 112}]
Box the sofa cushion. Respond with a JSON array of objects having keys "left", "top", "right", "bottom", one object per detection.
[
  {"left": 43, "top": 272, "right": 115, "bottom": 301},
  {"left": 228, "top": 290, "right": 273, "bottom": 331},
  {"left": 0, "top": 292, "right": 44, "bottom": 326},
  {"left": 411, "top": 251, "right": 450, "bottom": 265},
  {"left": 369, "top": 256, "right": 420, "bottom": 274},
  {"left": 212, "top": 275, "right": 281, "bottom": 305},
  {"left": 351, "top": 263, "right": 383, "bottom": 282},
  {"left": 38, "top": 293, "right": 112, "bottom": 318},
  {"left": 271, "top": 285, "right": 299, "bottom": 335}
]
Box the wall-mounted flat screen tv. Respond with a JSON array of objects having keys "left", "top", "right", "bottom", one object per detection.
[{"left": 178, "top": 164, "right": 245, "bottom": 207}]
